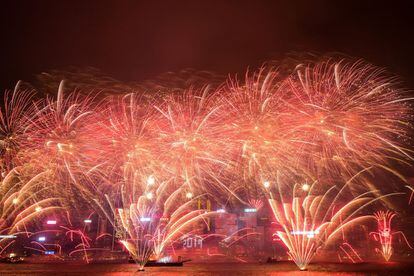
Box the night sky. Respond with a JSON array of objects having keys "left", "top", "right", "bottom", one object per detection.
[{"left": 1, "top": 1, "right": 413, "bottom": 90}]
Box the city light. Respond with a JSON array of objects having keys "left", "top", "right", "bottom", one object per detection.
[
  {"left": 0, "top": 57, "right": 412, "bottom": 272},
  {"left": 38, "top": 236, "right": 46, "bottom": 242},
  {"left": 290, "top": 230, "right": 320, "bottom": 238},
  {"left": 0, "top": 235, "right": 17, "bottom": 239}
]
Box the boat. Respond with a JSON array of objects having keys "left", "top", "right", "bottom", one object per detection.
[
  {"left": 0, "top": 254, "right": 24, "bottom": 263},
  {"left": 128, "top": 256, "right": 190, "bottom": 267},
  {"left": 145, "top": 260, "right": 184, "bottom": 267}
]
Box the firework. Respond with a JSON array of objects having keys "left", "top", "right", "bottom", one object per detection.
[
  {"left": 267, "top": 171, "right": 403, "bottom": 270},
  {"left": 17, "top": 81, "right": 103, "bottom": 212},
  {"left": 0, "top": 167, "right": 62, "bottom": 254},
  {"left": 337, "top": 242, "right": 363, "bottom": 263},
  {"left": 95, "top": 93, "right": 162, "bottom": 187},
  {"left": 0, "top": 57, "right": 412, "bottom": 267},
  {"left": 21, "top": 81, "right": 99, "bottom": 172},
  {"left": 0, "top": 83, "right": 36, "bottom": 174},
  {"left": 280, "top": 60, "right": 413, "bottom": 183},
  {"left": 95, "top": 174, "right": 217, "bottom": 270},
  {"left": 221, "top": 68, "right": 298, "bottom": 180},
  {"left": 370, "top": 210, "right": 412, "bottom": 261},
  {"left": 154, "top": 88, "right": 234, "bottom": 195}
]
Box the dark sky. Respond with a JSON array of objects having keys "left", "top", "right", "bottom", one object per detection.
[{"left": 1, "top": 0, "right": 413, "bottom": 90}]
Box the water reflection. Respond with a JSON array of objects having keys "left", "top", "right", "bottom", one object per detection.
[{"left": 0, "top": 262, "right": 411, "bottom": 275}]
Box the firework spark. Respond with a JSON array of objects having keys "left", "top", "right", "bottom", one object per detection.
[
  {"left": 370, "top": 210, "right": 412, "bottom": 261},
  {"left": 96, "top": 174, "right": 217, "bottom": 270},
  {"left": 267, "top": 172, "right": 403, "bottom": 270},
  {"left": 0, "top": 58, "right": 412, "bottom": 268},
  {"left": 0, "top": 168, "right": 62, "bottom": 252},
  {"left": 280, "top": 60, "right": 413, "bottom": 183},
  {"left": 0, "top": 83, "right": 36, "bottom": 173}
]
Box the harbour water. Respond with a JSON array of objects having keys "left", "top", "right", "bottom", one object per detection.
[{"left": 1, "top": 262, "right": 413, "bottom": 275}]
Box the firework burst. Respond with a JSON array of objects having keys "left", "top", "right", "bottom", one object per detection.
[
  {"left": 0, "top": 57, "right": 412, "bottom": 268},
  {"left": 267, "top": 170, "right": 404, "bottom": 270},
  {"left": 0, "top": 167, "right": 62, "bottom": 251},
  {"left": 370, "top": 210, "right": 412, "bottom": 261},
  {"left": 280, "top": 60, "right": 413, "bottom": 183},
  {"left": 0, "top": 83, "right": 36, "bottom": 174},
  {"left": 97, "top": 181, "right": 217, "bottom": 270}
]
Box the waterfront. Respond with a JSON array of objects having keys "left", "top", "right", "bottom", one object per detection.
[{"left": 1, "top": 262, "right": 414, "bottom": 275}]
